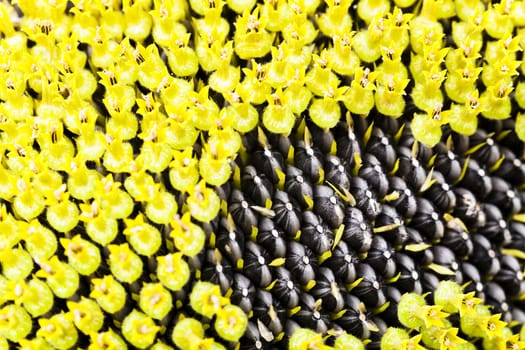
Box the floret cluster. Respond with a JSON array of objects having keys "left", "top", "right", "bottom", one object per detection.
[{"left": 0, "top": 0, "right": 525, "bottom": 349}]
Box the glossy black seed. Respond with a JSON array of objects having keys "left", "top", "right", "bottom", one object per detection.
[
  {"left": 336, "top": 294, "right": 374, "bottom": 339},
  {"left": 293, "top": 293, "right": 330, "bottom": 334},
  {"left": 309, "top": 123, "right": 336, "bottom": 154},
  {"left": 422, "top": 272, "right": 445, "bottom": 298},
  {"left": 335, "top": 123, "right": 361, "bottom": 167},
  {"left": 242, "top": 165, "right": 274, "bottom": 207},
  {"left": 244, "top": 241, "right": 274, "bottom": 288},
  {"left": 310, "top": 267, "right": 345, "bottom": 313},
  {"left": 398, "top": 131, "right": 434, "bottom": 164},
  {"left": 374, "top": 204, "right": 408, "bottom": 247},
  {"left": 457, "top": 159, "right": 493, "bottom": 199},
  {"left": 449, "top": 132, "right": 470, "bottom": 155},
  {"left": 294, "top": 140, "right": 324, "bottom": 184},
  {"left": 381, "top": 286, "right": 402, "bottom": 327},
  {"left": 387, "top": 176, "right": 417, "bottom": 220},
  {"left": 342, "top": 207, "right": 373, "bottom": 253},
  {"left": 471, "top": 234, "right": 501, "bottom": 278},
  {"left": 404, "top": 227, "right": 434, "bottom": 266},
  {"left": 434, "top": 150, "right": 463, "bottom": 184},
  {"left": 217, "top": 216, "right": 245, "bottom": 266},
  {"left": 485, "top": 281, "right": 511, "bottom": 322},
  {"left": 478, "top": 203, "right": 512, "bottom": 245},
  {"left": 271, "top": 267, "right": 301, "bottom": 309},
  {"left": 468, "top": 131, "right": 501, "bottom": 167},
  {"left": 286, "top": 241, "right": 318, "bottom": 286},
  {"left": 300, "top": 211, "right": 334, "bottom": 256},
  {"left": 325, "top": 155, "right": 351, "bottom": 193},
  {"left": 229, "top": 189, "right": 260, "bottom": 236},
  {"left": 285, "top": 166, "right": 314, "bottom": 209},
  {"left": 441, "top": 218, "right": 473, "bottom": 259},
  {"left": 252, "top": 290, "right": 286, "bottom": 338},
  {"left": 453, "top": 188, "right": 486, "bottom": 228},
  {"left": 272, "top": 190, "right": 301, "bottom": 238},
  {"left": 487, "top": 177, "right": 522, "bottom": 215},
  {"left": 350, "top": 176, "right": 382, "bottom": 220},
  {"left": 257, "top": 218, "right": 287, "bottom": 258},
  {"left": 460, "top": 262, "right": 485, "bottom": 299},
  {"left": 323, "top": 241, "right": 359, "bottom": 284},
  {"left": 231, "top": 273, "right": 256, "bottom": 313},
  {"left": 431, "top": 245, "right": 461, "bottom": 277},
  {"left": 365, "top": 236, "right": 397, "bottom": 279},
  {"left": 506, "top": 221, "right": 525, "bottom": 251},
  {"left": 492, "top": 149, "right": 525, "bottom": 186},
  {"left": 268, "top": 132, "right": 293, "bottom": 161},
  {"left": 396, "top": 146, "right": 428, "bottom": 191},
  {"left": 313, "top": 185, "right": 345, "bottom": 229},
  {"left": 253, "top": 143, "right": 285, "bottom": 185},
  {"left": 240, "top": 321, "right": 271, "bottom": 350},
  {"left": 425, "top": 171, "right": 456, "bottom": 213},
  {"left": 394, "top": 253, "right": 422, "bottom": 295},
  {"left": 410, "top": 198, "right": 445, "bottom": 242},
  {"left": 202, "top": 249, "right": 234, "bottom": 294},
  {"left": 494, "top": 255, "right": 524, "bottom": 297},
  {"left": 366, "top": 128, "right": 397, "bottom": 171},
  {"left": 358, "top": 154, "right": 390, "bottom": 198},
  {"left": 352, "top": 263, "right": 386, "bottom": 307}
]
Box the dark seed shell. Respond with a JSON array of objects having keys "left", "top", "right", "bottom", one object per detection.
[
  {"left": 336, "top": 294, "right": 372, "bottom": 339},
  {"left": 494, "top": 255, "right": 524, "bottom": 297},
  {"left": 272, "top": 190, "right": 302, "bottom": 238},
  {"left": 374, "top": 204, "right": 408, "bottom": 247},
  {"left": 453, "top": 188, "right": 486, "bottom": 229},
  {"left": 244, "top": 241, "right": 274, "bottom": 288},
  {"left": 313, "top": 185, "right": 345, "bottom": 229},
  {"left": 257, "top": 218, "right": 287, "bottom": 258},
  {"left": 310, "top": 267, "right": 345, "bottom": 313},
  {"left": 293, "top": 293, "right": 330, "bottom": 334},
  {"left": 457, "top": 159, "right": 493, "bottom": 199},
  {"left": 477, "top": 203, "right": 512, "bottom": 245},
  {"left": 294, "top": 141, "right": 325, "bottom": 184},
  {"left": 358, "top": 154, "right": 390, "bottom": 199},
  {"left": 300, "top": 211, "right": 334, "bottom": 256},
  {"left": 252, "top": 290, "right": 286, "bottom": 337},
  {"left": 366, "top": 128, "right": 397, "bottom": 171},
  {"left": 424, "top": 171, "right": 456, "bottom": 213},
  {"left": 229, "top": 189, "right": 260, "bottom": 236},
  {"left": 285, "top": 166, "right": 314, "bottom": 210},
  {"left": 217, "top": 217, "right": 245, "bottom": 265},
  {"left": 253, "top": 144, "right": 285, "bottom": 185},
  {"left": 388, "top": 176, "right": 417, "bottom": 219},
  {"left": 231, "top": 273, "right": 256, "bottom": 313},
  {"left": 325, "top": 155, "right": 351, "bottom": 193},
  {"left": 434, "top": 150, "right": 463, "bottom": 184},
  {"left": 470, "top": 234, "right": 501, "bottom": 278},
  {"left": 322, "top": 241, "right": 359, "bottom": 284},
  {"left": 487, "top": 177, "right": 522, "bottom": 215},
  {"left": 460, "top": 262, "right": 485, "bottom": 299},
  {"left": 242, "top": 165, "right": 274, "bottom": 207},
  {"left": 441, "top": 219, "right": 473, "bottom": 259},
  {"left": 350, "top": 177, "right": 382, "bottom": 220},
  {"left": 365, "top": 236, "right": 397, "bottom": 279},
  {"left": 393, "top": 253, "right": 422, "bottom": 295},
  {"left": 202, "top": 249, "right": 234, "bottom": 294},
  {"left": 285, "top": 241, "right": 318, "bottom": 286},
  {"left": 271, "top": 267, "right": 301, "bottom": 309},
  {"left": 342, "top": 207, "right": 373, "bottom": 253},
  {"left": 396, "top": 146, "right": 428, "bottom": 191},
  {"left": 351, "top": 263, "right": 386, "bottom": 307},
  {"left": 410, "top": 198, "right": 445, "bottom": 242}
]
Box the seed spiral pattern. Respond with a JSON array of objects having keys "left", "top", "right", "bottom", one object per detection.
[{"left": 0, "top": 0, "right": 525, "bottom": 349}]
